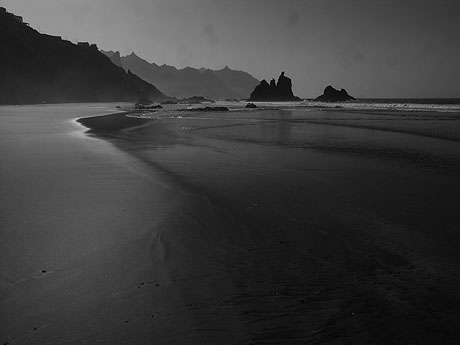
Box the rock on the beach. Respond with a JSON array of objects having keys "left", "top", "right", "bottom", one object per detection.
[
  {"left": 248, "top": 72, "right": 301, "bottom": 102},
  {"left": 188, "top": 106, "right": 229, "bottom": 112},
  {"left": 246, "top": 103, "right": 257, "bottom": 108},
  {"left": 315, "top": 85, "right": 356, "bottom": 102},
  {"left": 135, "top": 103, "right": 163, "bottom": 110}
]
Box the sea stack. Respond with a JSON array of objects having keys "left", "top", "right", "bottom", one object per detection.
[
  {"left": 248, "top": 72, "right": 301, "bottom": 101},
  {"left": 315, "top": 86, "right": 356, "bottom": 102}
]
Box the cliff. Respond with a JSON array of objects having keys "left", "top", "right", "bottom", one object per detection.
[
  {"left": 315, "top": 86, "right": 356, "bottom": 102},
  {"left": 0, "top": 9, "right": 167, "bottom": 104},
  {"left": 248, "top": 72, "right": 301, "bottom": 102}
]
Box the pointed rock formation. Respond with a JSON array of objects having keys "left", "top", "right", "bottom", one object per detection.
[
  {"left": 248, "top": 72, "right": 301, "bottom": 101},
  {"left": 315, "top": 86, "right": 356, "bottom": 102}
]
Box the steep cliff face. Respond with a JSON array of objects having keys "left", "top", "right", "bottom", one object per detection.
[
  {"left": 315, "top": 86, "right": 356, "bottom": 102},
  {"left": 102, "top": 51, "right": 259, "bottom": 100},
  {"left": 248, "top": 72, "right": 301, "bottom": 101},
  {"left": 0, "top": 9, "right": 167, "bottom": 104}
]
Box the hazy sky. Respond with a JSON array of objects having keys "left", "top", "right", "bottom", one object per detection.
[{"left": 4, "top": 0, "right": 460, "bottom": 98}]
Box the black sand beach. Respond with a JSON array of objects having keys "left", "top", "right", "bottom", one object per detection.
[{"left": 2, "top": 104, "right": 460, "bottom": 344}]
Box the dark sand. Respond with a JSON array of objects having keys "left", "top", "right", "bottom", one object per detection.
[{"left": 2, "top": 104, "right": 460, "bottom": 344}]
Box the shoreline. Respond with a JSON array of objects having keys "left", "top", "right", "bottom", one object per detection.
[{"left": 76, "top": 110, "right": 155, "bottom": 133}]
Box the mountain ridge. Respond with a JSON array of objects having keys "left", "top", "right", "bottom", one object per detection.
[{"left": 102, "top": 50, "right": 259, "bottom": 100}]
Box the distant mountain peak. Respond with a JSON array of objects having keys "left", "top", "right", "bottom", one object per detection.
[{"left": 118, "top": 52, "right": 259, "bottom": 99}]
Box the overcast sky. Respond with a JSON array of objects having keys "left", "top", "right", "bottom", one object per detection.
[{"left": 4, "top": 0, "right": 460, "bottom": 98}]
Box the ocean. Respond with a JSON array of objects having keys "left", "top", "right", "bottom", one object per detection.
[{"left": 301, "top": 98, "right": 460, "bottom": 112}]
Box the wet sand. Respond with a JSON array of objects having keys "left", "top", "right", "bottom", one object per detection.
[
  {"left": 0, "top": 104, "right": 199, "bottom": 344},
  {"left": 2, "top": 104, "right": 460, "bottom": 344}
]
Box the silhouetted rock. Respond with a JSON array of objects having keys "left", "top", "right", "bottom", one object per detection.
[
  {"left": 183, "top": 106, "right": 229, "bottom": 112},
  {"left": 177, "top": 107, "right": 230, "bottom": 112},
  {"left": 250, "top": 80, "right": 271, "bottom": 100},
  {"left": 246, "top": 103, "right": 257, "bottom": 108},
  {"left": 0, "top": 8, "right": 167, "bottom": 104},
  {"left": 248, "top": 72, "right": 301, "bottom": 101},
  {"left": 315, "top": 86, "right": 356, "bottom": 102},
  {"left": 135, "top": 103, "right": 163, "bottom": 110}
]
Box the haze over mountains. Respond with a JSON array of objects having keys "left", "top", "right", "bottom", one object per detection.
[
  {"left": 0, "top": 8, "right": 166, "bottom": 105},
  {"left": 102, "top": 50, "right": 259, "bottom": 100}
]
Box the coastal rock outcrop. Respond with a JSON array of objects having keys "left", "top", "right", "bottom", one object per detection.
[
  {"left": 187, "top": 106, "right": 229, "bottom": 112},
  {"left": 177, "top": 106, "right": 229, "bottom": 112},
  {"left": 315, "top": 86, "right": 356, "bottom": 102},
  {"left": 248, "top": 72, "right": 301, "bottom": 101}
]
